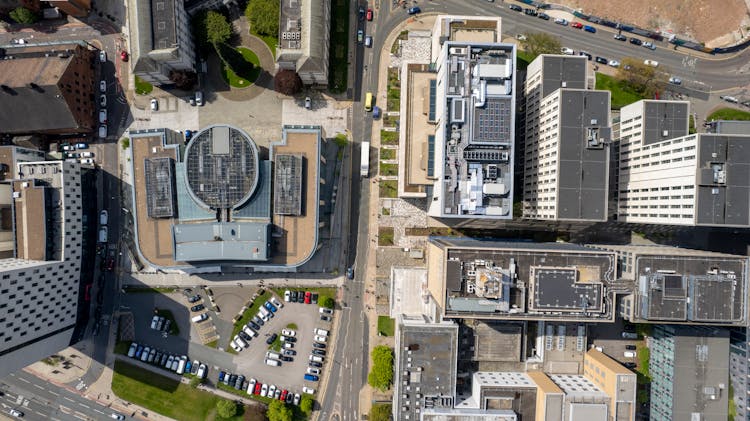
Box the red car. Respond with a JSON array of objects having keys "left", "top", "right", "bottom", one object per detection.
[
  {"left": 366, "top": 8, "right": 373, "bottom": 21},
  {"left": 571, "top": 22, "right": 583, "bottom": 29},
  {"left": 280, "top": 389, "right": 288, "bottom": 401},
  {"left": 120, "top": 51, "right": 129, "bottom": 61},
  {"left": 254, "top": 383, "right": 262, "bottom": 395},
  {"left": 304, "top": 291, "right": 312, "bottom": 304}
]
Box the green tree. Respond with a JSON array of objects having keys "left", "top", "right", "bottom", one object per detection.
[
  {"left": 300, "top": 394, "right": 314, "bottom": 414},
  {"left": 370, "top": 403, "right": 392, "bottom": 421},
  {"left": 319, "top": 295, "right": 335, "bottom": 309},
  {"left": 616, "top": 57, "right": 665, "bottom": 98},
  {"left": 520, "top": 32, "right": 562, "bottom": 59},
  {"left": 245, "top": 0, "right": 280, "bottom": 37},
  {"left": 9, "top": 7, "right": 38, "bottom": 24},
  {"left": 206, "top": 11, "right": 233, "bottom": 45},
  {"left": 266, "top": 400, "right": 292, "bottom": 421},
  {"left": 367, "top": 346, "right": 393, "bottom": 391},
  {"left": 216, "top": 399, "right": 237, "bottom": 418}
]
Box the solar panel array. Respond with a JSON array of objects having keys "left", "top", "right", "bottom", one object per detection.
[
  {"left": 473, "top": 98, "right": 512, "bottom": 143},
  {"left": 273, "top": 154, "right": 303, "bottom": 215},
  {"left": 144, "top": 157, "right": 175, "bottom": 218}
]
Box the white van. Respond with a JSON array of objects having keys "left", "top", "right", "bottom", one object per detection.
[
  {"left": 309, "top": 354, "right": 323, "bottom": 363},
  {"left": 259, "top": 306, "right": 272, "bottom": 318},
  {"left": 191, "top": 313, "right": 208, "bottom": 323},
  {"left": 265, "top": 358, "right": 281, "bottom": 367},
  {"left": 176, "top": 357, "right": 187, "bottom": 374},
  {"left": 623, "top": 351, "right": 637, "bottom": 358},
  {"left": 266, "top": 351, "right": 281, "bottom": 360},
  {"left": 242, "top": 325, "right": 257, "bottom": 337},
  {"left": 314, "top": 328, "right": 329, "bottom": 337}
]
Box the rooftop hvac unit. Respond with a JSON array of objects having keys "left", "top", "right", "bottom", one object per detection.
[{"left": 662, "top": 130, "right": 669, "bottom": 137}]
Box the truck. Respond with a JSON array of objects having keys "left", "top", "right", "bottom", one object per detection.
[{"left": 360, "top": 141, "right": 370, "bottom": 178}]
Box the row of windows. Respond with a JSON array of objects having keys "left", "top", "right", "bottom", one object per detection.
[
  {"left": 620, "top": 204, "right": 694, "bottom": 209},
  {"left": 620, "top": 213, "right": 693, "bottom": 219}
]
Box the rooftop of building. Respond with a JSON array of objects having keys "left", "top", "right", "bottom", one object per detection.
[
  {"left": 0, "top": 44, "right": 88, "bottom": 134},
  {"left": 434, "top": 42, "right": 516, "bottom": 219},
  {"left": 421, "top": 408, "right": 518, "bottom": 421},
  {"left": 395, "top": 318, "right": 458, "bottom": 421},
  {"left": 173, "top": 222, "right": 269, "bottom": 262},
  {"left": 585, "top": 348, "right": 633, "bottom": 375},
  {"left": 621, "top": 100, "right": 690, "bottom": 146},
  {"left": 390, "top": 266, "right": 431, "bottom": 318},
  {"left": 707, "top": 120, "right": 750, "bottom": 135},
  {"left": 431, "top": 238, "right": 616, "bottom": 320},
  {"left": 526, "top": 55, "right": 588, "bottom": 97},
  {"left": 473, "top": 321, "right": 522, "bottom": 362},
  {"left": 130, "top": 0, "right": 188, "bottom": 75},
  {"left": 399, "top": 63, "right": 435, "bottom": 197},
  {"left": 277, "top": 0, "right": 329, "bottom": 75},
  {"left": 548, "top": 374, "right": 608, "bottom": 399}
]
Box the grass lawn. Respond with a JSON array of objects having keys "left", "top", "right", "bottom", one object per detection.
[
  {"left": 205, "top": 340, "right": 218, "bottom": 349},
  {"left": 230, "top": 290, "right": 271, "bottom": 340},
  {"left": 112, "top": 360, "right": 245, "bottom": 421},
  {"left": 379, "top": 180, "right": 397, "bottom": 198},
  {"left": 134, "top": 75, "right": 153, "bottom": 95},
  {"left": 380, "top": 148, "right": 395, "bottom": 160},
  {"left": 327, "top": 0, "right": 349, "bottom": 92},
  {"left": 380, "top": 131, "right": 398, "bottom": 145},
  {"left": 707, "top": 107, "right": 750, "bottom": 121},
  {"left": 387, "top": 88, "right": 400, "bottom": 111},
  {"left": 156, "top": 308, "right": 179, "bottom": 335},
  {"left": 218, "top": 45, "right": 261, "bottom": 88},
  {"left": 379, "top": 163, "right": 397, "bottom": 176},
  {"left": 595, "top": 73, "right": 645, "bottom": 109},
  {"left": 377, "top": 316, "right": 395, "bottom": 336},
  {"left": 378, "top": 227, "right": 394, "bottom": 246},
  {"left": 286, "top": 323, "right": 298, "bottom": 330}
]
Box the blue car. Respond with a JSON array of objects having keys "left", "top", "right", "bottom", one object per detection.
[
  {"left": 218, "top": 371, "right": 226, "bottom": 382},
  {"left": 135, "top": 345, "right": 144, "bottom": 359},
  {"left": 304, "top": 374, "right": 319, "bottom": 382},
  {"left": 407, "top": 6, "right": 420, "bottom": 14},
  {"left": 583, "top": 25, "right": 596, "bottom": 33},
  {"left": 185, "top": 361, "right": 192, "bottom": 373},
  {"left": 264, "top": 301, "right": 277, "bottom": 313}
]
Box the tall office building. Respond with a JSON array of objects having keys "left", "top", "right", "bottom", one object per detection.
[
  {"left": 729, "top": 327, "right": 750, "bottom": 420},
  {"left": 617, "top": 100, "right": 750, "bottom": 226},
  {"left": 0, "top": 161, "right": 83, "bottom": 377},
  {"left": 649, "top": 325, "right": 730, "bottom": 421},
  {"left": 522, "top": 55, "right": 611, "bottom": 221}
]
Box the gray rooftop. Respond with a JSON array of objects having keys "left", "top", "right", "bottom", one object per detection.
[
  {"left": 150, "top": 0, "right": 177, "bottom": 50},
  {"left": 421, "top": 408, "right": 518, "bottom": 420},
  {"left": 641, "top": 101, "right": 690, "bottom": 146},
  {"left": 531, "top": 267, "right": 603, "bottom": 313},
  {"left": 394, "top": 319, "right": 458, "bottom": 421},
  {"left": 173, "top": 222, "right": 270, "bottom": 262},
  {"left": 273, "top": 154, "right": 303, "bottom": 215},
  {"left": 538, "top": 55, "right": 587, "bottom": 97},
  {"left": 635, "top": 254, "right": 747, "bottom": 325},
  {"left": 144, "top": 157, "right": 176, "bottom": 218},
  {"left": 184, "top": 125, "right": 260, "bottom": 210},
  {"left": 695, "top": 134, "right": 750, "bottom": 226},
  {"left": 708, "top": 120, "right": 750, "bottom": 135},
  {"left": 233, "top": 160, "right": 272, "bottom": 221},
  {"left": 556, "top": 89, "right": 610, "bottom": 221},
  {"left": 278, "top": 0, "right": 301, "bottom": 50},
  {"left": 473, "top": 321, "right": 522, "bottom": 361}
]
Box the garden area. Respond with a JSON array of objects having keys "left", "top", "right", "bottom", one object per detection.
[
  {"left": 387, "top": 68, "right": 400, "bottom": 111},
  {"left": 379, "top": 180, "right": 397, "bottom": 198},
  {"left": 377, "top": 316, "right": 395, "bottom": 336},
  {"left": 217, "top": 44, "right": 261, "bottom": 88},
  {"left": 379, "top": 148, "right": 395, "bottom": 160},
  {"left": 135, "top": 75, "right": 153, "bottom": 96},
  {"left": 595, "top": 73, "right": 645, "bottom": 109},
  {"left": 378, "top": 227, "right": 394, "bottom": 246},
  {"left": 380, "top": 130, "right": 398, "bottom": 145},
  {"left": 707, "top": 107, "right": 750, "bottom": 121}
]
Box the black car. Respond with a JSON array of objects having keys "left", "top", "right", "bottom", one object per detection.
[
  {"left": 614, "top": 34, "right": 626, "bottom": 41},
  {"left": 629, "top": 37, "right": 642, "bottom": 46},
  {"left": 283, "top": 349, "right": 297, "bottom": 356},
  {"left": 313, "top": 342, "right": 326, "bottom": 349},
  {"left": 190, "top": 304, "right": 205, "bottom": 312},
  {"left": 311, "top": 293, "right": 319, "bottom": 304},
  {"left": 285, "top": 392, "right": 294, "bottom": 404},
  {"left": 595, "top": 56, "right": 608, "bottom": 64},
  {"left": 297, "top": 292, "right": 305, "bottom": 303},
  {"left": 523, "top": 8, "right": 537, "bottom": 16},
  {"left": 358, "top": 6, "right": 365, "bottom": 21},
  {"left": 578, "top": 51, "right": 592, "bottom": 60},
  {"left": 239, "top": 331, "right": 252, "bottom": 341},
  {"left": 320, "top": 315, "right": 332, "bottom": 322},
  {"left": 309, "top": 361, "right": 323, "bottom": 368},
  {"left": 188, "top": 295, "right": 201, "bottom": 303},
  {"left": 312, "top": 349, "right": 326, "bottom": 356},
  {"left": 252, "top": 316, "right": 264, "bottom": 326},
  {"left": 266, "top": 333, "right": 278, "bottom": 345},
  {"left": 290, "top": 291, "right": 298, "bottom": 302},
  {"left": 162, "top": 319, "right": 172, "bottom": 333},
  {"left": 235, "top": 375, "right": 245, "bottom": 390},
  {"left": 228, "top": 374, "right": 237, "bottom": 386},
  {"left": 625, "top": 345, "right": 637, "bottom": 350},
  {"left": 623, "top": 362, "right": 637, "bottom": 369},
  {"left": 508, "top": 4, "right": 522, "bottom": 11},
  {"left": 281, "top": 356, "right": 293, "bottom": 362},
  {"left": 154, "top": 351, "right": 163, "bottom": 363},
  {"left": 248, "top": 320, "right": 261, "bottom": 331},
  {"left": 537, "top": 13, "right": 550, "bottom": 20},
  {"left": 284, "top": 336, "right": 297, "bottom": 343}
]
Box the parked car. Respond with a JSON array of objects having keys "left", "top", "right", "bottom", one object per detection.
[
  {"left": 100, "top": 94, "right": 107, "bottom": 107},
  {"left": 290, "top": 291, "right": 298, "bottom": 302},
  {"left": 571, "top": 22, "right": 583, "bottom": 28},
  {"left": 314, "top": 335, "right": 328, "bottom": 343},
  {"left": 357, "top": 29, "right": 363, "bottom": 43},
  {"left": 261, "top": 383, "right": 269, "bottom": 397},
  {"left": 162, "top": 319, "right": 171, "bottom": 333},
  {"left": 140, "top": 346, "right": 150, "bottom": 362},
  {"left": 311, "top": 293, "right": 319, "bottom": 304},
  {"left": 100, "top": 80, "right": 107, "bottom": 92},
  {"left": 523, "top": 8, "right": 537, "bottom": 16},
  {"left": 266, "top": 333, "right": 278, "bottom": 345},
  {"left": 508, "top": 4, "right": 522, "bottom": 11},
  {"left": 9, "top": 409, "right": 24, "bottom": 418},
  {"left": 304, "top": 374, "right": 319, "bottom": 382},
  {"left": 624, "top": 351, "right": 637, "bottom": 358},
  {"left": 364, "top": 35, "right": 373, "bottom": 48},
  {"left": 407, "top": 6, "right": 421, "bottom": 14},
  {"left": 595, "top": 56, "right": 608, "bottom": 64},
  {"left": 120, "top": 51, "right": 129, "bottom": 61},
  {"left": 150, "top": 98, "right": 159, "bottom": 111},
  {"left": 613, "top": 34, "right": 626, "bottom": 41},
  {"left": 320, "top": 307, "right": 333, "bottom": 315},
  {"left": 252, "top": 315, "right": 264, "bottom": 326},
  {"left": 81, "top": 158, "right": 95, "bottom": 165},
  {"left": 281, "top": 329, "right": 296, "bottom": 337},
  {"left": 165, "top": 355, "right": 174, "bottom": 368},
  {"left": 265, "top": 300, "right": 278, "bottom": 312},
  {"left": 195, "top": 91, "right": 204, "bottom": 106},
  {"left": 218, "top": 371, "right": 226, "bottom": 382},
  {"left": 99, "top": 125, "right": 107, "bottom": 138},
  {"left": 312, "top": 349, "right": 326, "bottom": 356},
  {"left": 100, "top": 210, "right": 108, "bottom": 225},
  {"left": 622, "top": 332, "right": 638, "bottom": 339},
  {"left": 608, "top": 60, "right": 620, "bottom": 68},
  {"left": 643, "top": 59, "right": 659, "bottom": 67},
  {"left": 284, "top": 290, "right": 291, "bottom": 301},
  {"left": 190, "top": 304, "right": 205, "bottom": 312},
  {"left": 625, "top": 345, "right": 637, "bottom": 350},
  {"left": 320, "top": 315, "right": 332, "bottom": 322},
  {"left": 75, "top": 142, "right": 88, "bottom": 149},
  {"left": 366, "top": 8, "right": 373, "bottom": 21},
  {"left": 304, "top": 291, "right": 312, "bottom": 304},
  {"left": 537, "top": 13, "right": 550, "bottom": 20},
  {"left": 583, "top": 25, "right": 596, "bottom": 33},
  {"left": 721, "top": 95, "right": 739, "bottom": 103},
  {"left": 248, "top": 320, "right": 261, "bottom": 330},
  {"left": 99, "top": 109, "right": 107, "bottom": 124},
  {"left": 642, "top": 41, "right": 656, "bottom": 50},
  {"left": 358, "top": 5, "right": 365, "bottom": 20},
  {"left": 554, "top": 18, "right": 568, "bottom": 25},
  {"left": 294, "top": 393, "right": 301, "bottom": 405},
  {"left": 283, "top": 349, "right": 296, "bottom": 356},
  {"left": 127, "top": 342, "right": 137, "bottom": 357},
  {"left": 313, "top": 342, "right": 326, "bottom": 349},
  {"left": 629, "top": 37, "right": 642, "bottom": 46},
  {"left": 308, "top": 361, "right": 322, "bottom": 368},
  {"left": 99, "top": 50, "right": 107, "bottom": 62},
  {"left": 191, "top": 313, "right": 208, "bottom": 323},
  {"left": 99, "top": 227, "right": 108, "bottom": 243},
  {"left": 188, "top": 295, "right": 201, "bottom": 303},
  {"left": 346, "top": 267, "right": 354, "bottom": 279},
  {"left": 560, "top": 47, "right": 574, "bottom": 55},
  {"left": 668, "top": 76, "right": 682, "bottom": 85},
  {"left": 307, "top": 367, "right": 321, "bottom": 375},
  {"left": 296, "top": 292, "right": 305, "bottom": 303}
]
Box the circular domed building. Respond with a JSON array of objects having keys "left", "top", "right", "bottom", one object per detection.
[{"left": 183, "top": 125, "right": 260, "bottom": 210}]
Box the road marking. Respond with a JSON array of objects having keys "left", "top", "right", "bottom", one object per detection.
[
  {"left": 94, "top": 409, "right": 104, "bottom": 414},
  {"left": 33, "top": 384, "right": 44, "bottom": 390},
  {"left": 18, "top": 378, "right": 29, "bottom": 384},
  {"left": 64, "top": 397, "right": 75, "bottom": 403},
  {"left": 48, "top": 391, "right": 59, "bottom": 396},
  {"left": 79, "top": 403, "right": 90, "bottom": 409}
]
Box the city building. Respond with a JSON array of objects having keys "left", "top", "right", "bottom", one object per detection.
[
  {"left": 582, "top": 349, "right": 637, "bottom": 421},
  {"left": 47, "top": 0, "right": 90, "bottom": 17},
  {"left": 276, "top": 0, "right": 330, "bottom": 85},
  {"left": 128, "top": 0, "right": 195, "bottom": 86},
  {"left": 649, "top": 325, "right": 730, "bottom": 421},
  {"left": 426, "top": 238, "right": 617, "bottom": 322},
  {"left": 616, "top": 100, "right": 750, "bottom": 227},
  {"left": 522, "top": 55, "right": 610, "bottom": 221},
  {"left": 729, "top": 327, "right": 750, "bottom": 420},
  {"left": 0, "top": 43, "right": 95, "bottom": 135},
  {"left": 128, "top": 125, "right": 324, "bottom": 271},
  {"left": 590, "top": 244, "right": 748, "bottom": 326},
  {"left": 0, "top": 160, "right": 83, "bottom": 378}
]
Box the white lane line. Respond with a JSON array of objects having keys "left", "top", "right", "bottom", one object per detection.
[
  {"left": 18, "top": 377, "right": 30, "bottom": 384},
  {"left": 48, "top": 391, "right": 59, "bottom": 396},
  {"left": 78, "top": 403, "right": 90, "bottom": 409},
  {"left": 63, "top": 397, "right": 75, "bottom": 403},
  {"left": 33, "top": 384, "right": 44, "bottom": 390},
  {"left": 94, "top": 409, "right": 105, "bottom": 414}
]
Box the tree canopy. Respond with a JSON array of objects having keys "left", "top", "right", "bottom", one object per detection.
[
  {"left": 273, "top": 69, "right": 303, "bottom": 95},
  {"left": 10, "top": 7, "right": 38, "bottom": 24},
  {"left": 300, "top": 394, "right": 314, "bottom": 414},
  {"left": 520, "top": 32, "right": 562, "bottom": 59},
  {"left": 206, "top": 10, "right": 233, "bottom": 45},
  {"left": 245, "top": 0, "right": 280, "bottom": 37},
  {"left": 266, "top": 400, "right": 293, "bottom": 421},
  {"left": 370, "top": 403, "right": 392, "bottom": 421},
  {"left": 319, "top": 295, "right": 335, "bottom": 309},
  {"left": 616, "top": 57, "right": 666, "bottom": 98},
  {"left": 367, "top": 346, "right": 394, "bottom": 391},
  {"left": 215, "top": 399, "right": 237, "bottom": 418}
]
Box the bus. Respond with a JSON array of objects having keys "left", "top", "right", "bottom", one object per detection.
[
  {"left": 364, "top": 92, "right": 373, "bottom": 112},
  {"left": 360, "top": 141, "right": 370, "bottom": 178}
]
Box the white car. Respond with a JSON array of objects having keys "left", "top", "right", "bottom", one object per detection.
[
  {"left": 196, "top": 363, "right": 207, "bottom": 378},
  {"left": 9, "top": 409, "right": 24, "bottom": 418},
  {"left": 62, "top": 145, "right": 75, "bottom": 151},
  {"left": 127, "top": 342, "right": 137, "bottom": 357},
  {"left": 283, "top": 342, "right": 294, "bottom": 349},
  {"left": 554, "top": 18, "right": 568, "bottom": 25},
  {"left": 258, "top": 310, "right": 269, "bottom": 322},
  {"left": 608, "top": 60, "right": 620, "bottom": 68},
  {"left": 150, "top": 98, "right": 159, "bottom": 111},
  {"left": 293, "top": 393, "right": 301, "bottom": 405},
  {"left": 260, "top": 383, "right": 269, "bottom": 397},
  {"left": 150, "top": 315, "right": 159, "bottom": 329},
  {"left": 99, "top": 50, "right": 107, "bottom": 62},
  {"left": 560, "top": 47, "right": 574, "bottom": 55},
  {"left": 515, "top": 33, "right": 527, "bottom": 41},
  {"left": 140, "top": 346, "right": 150, "bottom": 362},
  {"left": 242, "top": 325, "right": 257, "bottom": 337},
  {"left": 110, "top": 413, "right": 125, "bottom": 420},
  {"left": 100, "top": 80, "right": 107, "bottom": 92},
  {"left": 284, "top": 290, "right": 291, "bottom": 302},
  {"left": 643, "top": 59, "right": 659, "bottom": 67},
  {"left": 720, "top": 95, "right": 739, "bottom": 103},
  {"left": 99, "top": 124, "right": 107, "bottom": 139},
  {"left": 99, "top": 226, "right": 108, "bottom": 243},
  {"left": 307, "top": 367, "right": 320, "bottom": 375},
  {"left": 281, "top": 329, "right": 296, "bottom": 337},
  {"left": 233, "top": 335, "right": 249, "bottom": 349},
  {"left": 668, "top": 76, "right": 682, "bottom": 85},
  {"left": 642, "top": 42, "right": 656, "bottom": 50},
  {"left": 100, "top": 210, "right": 108, "bottom": 225},
  {"left": 99, "top": 109, "right": 107, "bottom": 124},
  {"left": 302, "top": 386, "right": 315, "bottom": 395},
  {"left": 81, "top": 151, "right": 94, "bottom": 158},
  {"left": 247, "top": 378, "right": 257, "bottom": 393},
  {"left": 100, "top": 94, "right": 107, "bottom": 107},
  {"left": 314, "top": 335, "right": 327, "bottom": 343},
  {"left": 268, "top": 384, "right": 277, "bottom": 398},
  {"left": 320, "top": 307, "right": 333, "bottom": 315},
  {"left": 230, "top": 341, "right": 242, "bottom": 352},
  {"left": 75, "top": 142, "right": 88, "bottom": 149},
  {"left": 271, "top": 297, "right": 283, "bottom": 308}
]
